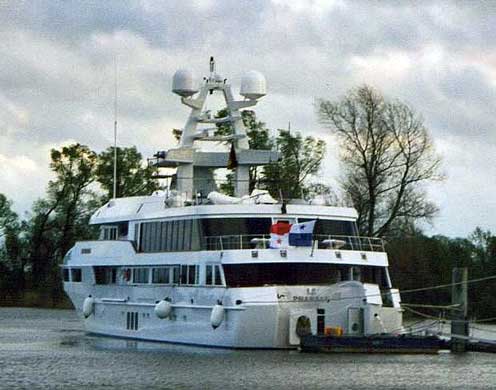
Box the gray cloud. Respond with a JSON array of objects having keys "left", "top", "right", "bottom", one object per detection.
[{"left": 0, "top": 1, "right": 495, "bottom": 236}]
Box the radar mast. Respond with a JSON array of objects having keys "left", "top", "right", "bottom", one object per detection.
[{"left": 153, "top": 58, "right": 278, "bottom": 199}]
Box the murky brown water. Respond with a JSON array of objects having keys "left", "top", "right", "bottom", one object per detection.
[{"left": 0, "top": 308, "right": 495, "bottom": 389}]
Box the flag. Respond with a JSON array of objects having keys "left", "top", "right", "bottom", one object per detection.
[
  {"left": 227, "top": 143, "right": 238, "bottom": 170},
  {"left": 269, "top": 221, "right": 291, "bottom": 248},
  {"left": 289, "top": 220, "right": 316, "bottom": 247}
]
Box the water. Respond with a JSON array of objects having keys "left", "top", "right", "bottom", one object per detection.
[{"left": 0, "top": 308, "right": 495, "bottom": 389}]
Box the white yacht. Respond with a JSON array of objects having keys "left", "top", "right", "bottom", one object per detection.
[{"left": 62, "top": 59, "right": 403, "bottom": 349}]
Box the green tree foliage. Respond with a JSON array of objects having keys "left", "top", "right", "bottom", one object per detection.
[
  {"left": 95, "top": 146, "right": 159, "bottom": 201},
  {"left": 387, "top": 228, "right": 496, "bottom": 319},
  {"left": 0, "top": 194, "right": 18, "bottom": 237},
  {"left": 318, "top": 85, "right": 443, "bottom": 237},
  {"left": 263, "top": 130, "right": 326, "bottom": 199},
  {"left": 214, "top": 110, "right": 326, "bottom": 198},
  {"left": 0, "top": 194, "right": 24, "bottom": 303},
  {"left": 25, "top": 144, "right": 98, "bottom": 299}
]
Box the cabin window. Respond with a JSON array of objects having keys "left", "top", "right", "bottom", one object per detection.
[
  {"left": 71, "top": 268, "right": 82, "bottom": 282},
  {"left": 94, "top": 267, "right": 117, "bottom": 284},
  {"left": 152, "top": 267, "right": 170, "bottom": 284},
  {"left": 132, "top": 268, "right": 150, "bottom": 284},
  {"left": 172, "top": 266, "right": 180, "bottom": 284},
  {"left": 62, "top": 268, "right": 70, "bottom": 282},
  {"left": 179, "top": 264, "right": 198, "bottom": 285},
  {"left": 206, "top": 265, "right": 213, "bottom": 285},
  {"left": 214, "top": 265, "right": 223, "bottom": 286},
  {"left": 205, "top": 264, "right": 223, "bottom": 286}
]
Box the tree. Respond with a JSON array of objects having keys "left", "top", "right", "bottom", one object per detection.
[
  {"left": 0, "top": 194, "right": 18, "bottom": 238},
  {"left": 26, "top": 144, "right": 98, "bottom": 294},
  {"left": 318, "top": 85, "right": 442, "bottom": 237},
  {"left": 262, "top": 130, "right": 326, "bottom": 199},
  {"left": 0, "top": 194, "right": 24, "bottom": 303},
  {"left": 95, "top": 146, "right": 159, "bottom": 201}
]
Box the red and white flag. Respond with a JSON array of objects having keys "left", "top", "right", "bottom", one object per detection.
[{"left": 269, "top": 221, "right": 291, "bottom": 248}]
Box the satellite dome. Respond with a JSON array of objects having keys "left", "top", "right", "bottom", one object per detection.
[
  {"left": 172, "top": 69, "right": 198, "bottom": 97},
  {"left": 240, "top": 70, "right": 266, "bottom": 100}
]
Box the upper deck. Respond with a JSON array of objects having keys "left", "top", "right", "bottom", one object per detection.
[{"left": 90, "top": 195, "right": 359, "bottom": 225}]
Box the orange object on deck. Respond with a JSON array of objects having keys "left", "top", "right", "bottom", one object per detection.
[{"left": 325, "top": 326, "right": 343, "bottom": 337}]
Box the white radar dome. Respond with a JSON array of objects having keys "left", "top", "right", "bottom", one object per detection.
[
  {"left": 240, "top": 70, "right": 266, "bottom": 100},
  {"left": 172, "top": 69, "right": 198, "bottom": 97}
]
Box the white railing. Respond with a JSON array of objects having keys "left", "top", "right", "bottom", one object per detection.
[{"left": 203, "top": 234, "right": 385, "bottom": 252}]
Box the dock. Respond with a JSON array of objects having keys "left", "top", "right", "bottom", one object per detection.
[{"left": 300, "top": 334, "right": 448, "bottom": 354}]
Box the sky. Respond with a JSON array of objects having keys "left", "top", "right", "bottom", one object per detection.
[{"left": 0, "top": 0, "right": 495, "bottom": 237}]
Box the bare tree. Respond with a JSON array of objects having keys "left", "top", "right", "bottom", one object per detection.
[{"left": 318, "top": 85, "right": 443, "bottom": 237}]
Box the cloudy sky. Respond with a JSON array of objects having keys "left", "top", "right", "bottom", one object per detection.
[{"left": 1, "top": 0, "right": 495, "bottom": 237}]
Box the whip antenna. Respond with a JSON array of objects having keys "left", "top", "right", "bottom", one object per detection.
[{"left": 113, "top": 55, "right": 118, "bottom": 199}]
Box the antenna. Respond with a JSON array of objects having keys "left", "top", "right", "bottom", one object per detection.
[{"left": 113, "top": 55, "right": 118, "bottom": 199}]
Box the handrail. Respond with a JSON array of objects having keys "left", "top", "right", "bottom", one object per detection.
[{"left": 203, "top": 234, "right": 385, "bottom": 252}]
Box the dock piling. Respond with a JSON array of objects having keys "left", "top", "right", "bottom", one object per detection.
[{"left": 451, "top": 267, "right": 468, "bottom": 353}]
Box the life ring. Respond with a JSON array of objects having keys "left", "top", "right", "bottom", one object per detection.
[{"left": 123, "top": 268, "right": 131, "bottom": 281}]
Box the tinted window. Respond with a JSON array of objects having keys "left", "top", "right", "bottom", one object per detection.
[
  {"left": 206, "top": 265, "right": 213, "bottom": 285},
  {"left": 214, "top": 265, "right": 223, "bottom": 286},
  {"left": 223, "top": 264, "right": 388, "bottom": 287},
  {"left": 300, "top": 219, "right": 356, "bottom": 236},
  {"left": 132, "top": 268, "right": 149, "bottom": 284},
  {"left": 94, "top": 267, "right": 117, "bottom": 284},
  {"left": 152, "top": 268, "right": 170, "bottom": 284},
  {"left": 137, "top": 219, "right": 202, "bottom": 253},
  {"left": 71, "top": 268, "right": 82, "bottom": 282},
  {"left": 201, "top": 218, "right": 272, "bottom": 237}
]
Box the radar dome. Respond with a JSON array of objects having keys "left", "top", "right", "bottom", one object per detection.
[
  {"left": 172, "top": 69, "right": 198, "bottom": 97},
  {"left": 240, "top": 71, "right": 266, "bottom": 100}
]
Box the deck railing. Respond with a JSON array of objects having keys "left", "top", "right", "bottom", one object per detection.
[{"left": 203, "top": 234, "right": 385, "bottom": 252}]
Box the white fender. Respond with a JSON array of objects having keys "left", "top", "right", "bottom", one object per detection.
[
  {"left": 210, "top": 304, "right": 225, "bottom": 329},
  {"left": 154, "top": 300, "right": 173, "bottom": 319},
  {"left": 82, "top": 296, "right": 95, "bottom": 318}
]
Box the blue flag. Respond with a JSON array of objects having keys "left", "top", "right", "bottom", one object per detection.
[{"left": 288, "top": 220, "right": 316, "bottom": 247}]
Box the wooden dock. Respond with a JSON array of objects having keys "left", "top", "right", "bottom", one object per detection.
[{"left": 300, "top": 334, "right": 448, "bottom": 354}]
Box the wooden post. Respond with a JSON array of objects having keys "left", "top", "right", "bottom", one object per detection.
[{"left": 451, "top": 267, "right": 468, "bottom": 353}]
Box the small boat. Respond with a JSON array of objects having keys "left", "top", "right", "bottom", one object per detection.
[{"left": 300, "top": 334, "right": 448, "bottom": 354}]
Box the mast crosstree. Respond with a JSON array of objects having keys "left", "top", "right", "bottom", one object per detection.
[{"left": 152, "top": 58, "right": 278, "bottom": 198}]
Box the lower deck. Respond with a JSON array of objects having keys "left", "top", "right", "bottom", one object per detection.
[{"left": 64, "top": 281, "right": 403, "bottom": 349}]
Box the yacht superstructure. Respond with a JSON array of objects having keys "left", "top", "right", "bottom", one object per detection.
[{"left": 62, "top": 59, "right": 402, "bottom": 349}]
